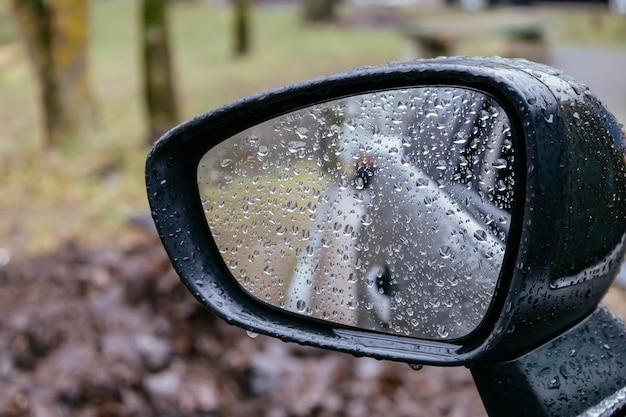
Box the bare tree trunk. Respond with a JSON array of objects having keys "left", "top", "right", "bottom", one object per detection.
[
  {"left": 141, "top": 0, "right": 179, "bottom": 144},
  {"left": 234, "top": 0, "right": 251, "bottom": 56},
  {"left": 9, "top": 0, "right": 95, "bottom": 147}
]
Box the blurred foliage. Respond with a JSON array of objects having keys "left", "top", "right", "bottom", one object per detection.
[
  {"left": 0, "top": 2, "right": 16, "bottom": 45},
  {"left": 0, "top": 0, "right": 401, "bottom": 258}
]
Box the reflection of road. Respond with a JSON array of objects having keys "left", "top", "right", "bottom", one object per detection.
[
  {"left": 354, "top": 163, "right": 505, "bottom": 339},
  {"left": 287, "top": 181, "right": 366, "bottom": 326},
  {"left": 285, "top": 89, "right": 513, "bottom": 339},
  {"left": 286, "top": 150, "right": 508, "bottom": 338}
]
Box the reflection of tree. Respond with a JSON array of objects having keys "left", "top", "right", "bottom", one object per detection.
[
  {"left": 316, "top": 107, "right": 346, "bottom": 176},
  {"left": 402, "top": 89, "right": 515, "bottom": 234},
  {"left": 454, "top": 98, "right": 515, "bottom": 212}
]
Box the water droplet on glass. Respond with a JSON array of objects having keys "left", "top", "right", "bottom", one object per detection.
[
  {"left": 416, "top": 178, "right": 429, "bottom": 188},
  {"left": 296, "top": 300, "right": 307, "bottom": 312},
  {"left": 492, "top": 158, "right": 507, "bottom": 169},
  {"left": 409, "top": 363, "right": 424, "bottom": 371},
  {"left": 453, "top": 131, "right": 469, "bottom": 144},
  {"left": 246, "top": 330, "right": 259, "bottom": 339},
  {"left": 288, "top": 140, "right": 307, "bottom": 153},
  {"left": 439, "top": 246, "right": 452, "bottom": 259},
  {"left": 257, "top": 145, "right": 270, "bottom": 158},
  {"left": 360, "top": 214, "right": 373, "bottom": 226},
  {"left": 285, "top": 200, "right": 297, "bottom": 212},
  {"left": 473, "top": 230, "right": 488, "bottom": 242}
]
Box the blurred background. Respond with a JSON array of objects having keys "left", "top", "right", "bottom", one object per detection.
[{"left": 0, "top": 0, "right": 625, "bottom": 415}]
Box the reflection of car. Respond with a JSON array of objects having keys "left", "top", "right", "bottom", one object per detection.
[{"left": 448, "top": 0, "right": 626, "bottom": 13}]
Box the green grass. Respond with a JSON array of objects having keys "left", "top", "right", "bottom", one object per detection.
[
  {"left": 0, "top": 1, "right": 16, "bottom": 46},
  {"left": 0, "top": 0, "right": 402, "bottom": 257},
  {"left": 556, "top": 9, "right": 626, "bottom": 46}
]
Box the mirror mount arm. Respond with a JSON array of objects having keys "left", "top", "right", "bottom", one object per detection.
[{"left": 471, "top": 307, "right": 626, "bottom": 417}]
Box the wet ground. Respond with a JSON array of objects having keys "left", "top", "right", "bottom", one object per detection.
[{"left": 0, "top": 236, "right": 488, "bottom": 417}]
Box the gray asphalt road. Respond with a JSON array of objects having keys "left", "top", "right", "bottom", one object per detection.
[{"left": 551, "top": 44, "right": 626, "bottom": 123}]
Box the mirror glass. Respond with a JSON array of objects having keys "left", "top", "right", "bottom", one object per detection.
[{"left": 198, "top": 86, "right": 516, "bottom": 340}]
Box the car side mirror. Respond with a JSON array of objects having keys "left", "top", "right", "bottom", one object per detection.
[{"left": 146, "top": 56, "right": 626, "bottom": 367}]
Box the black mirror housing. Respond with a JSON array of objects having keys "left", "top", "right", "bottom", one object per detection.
[{"left": 146, "top": 56, "right": 626, "bottom": 366}]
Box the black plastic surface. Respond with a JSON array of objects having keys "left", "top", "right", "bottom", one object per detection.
[
  {"left": 146, "top": 56, "right": 626, "bottom": 365},
  {"left": 472, "top": 307, "right": 626, "bottom": 417}
]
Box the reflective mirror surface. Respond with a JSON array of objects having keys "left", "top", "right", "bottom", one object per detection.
[{"left": 198, "top": 87, "right": 516, "bottom": 340}]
